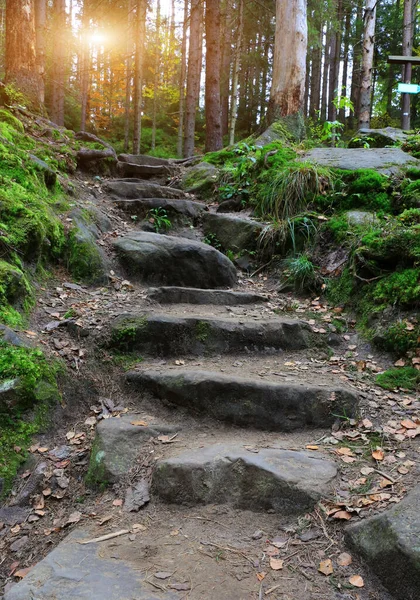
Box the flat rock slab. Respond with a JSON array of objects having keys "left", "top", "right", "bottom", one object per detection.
[
  {"left": 346, "top": 484, "right": 420, "bottom": 600},
  {"left": 111, "top": 314, "right": 312, "bottom": 355},
  {"left": 348, "top": 127, "right": 408, "bottom": 148},
  {"left": 87, "top": 416, "right": 177, "bottom": 483},
  {"left": 4, "top": 529, "right": 177, "bottom": 600},
  {"left": 116, "top": 161, "right": 171, "bottom": 178},
  {"left": 147, "top": 286, "right": 268, "bottom": 305},
  {"left": 113, "top": 232, "right": 237, "bottom": 288},
  {"left": 202, "top": 213, "right": 264, "bottom": 252},
  {"left": 153, "top": 444, "right": 337, "bottom": 513},
  {"left": 301, "top": 147, "right": 420, "bottom": 174},
  {"left": 118, "top": 153, "right": 173, "bottom": 167},
  {"left": 127, "top": 369, "right": 359, "bottom": 430},
  {"left": 114, "top": 198, "right": 206, "bottom": 223},
  {"left": 104, "top": 180, "right": 187, "bottom": 199}
]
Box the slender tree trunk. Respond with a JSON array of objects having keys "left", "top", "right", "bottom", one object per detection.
[
  {"left": 80, "top": 3, "right": 90, "bottom": 131},
  {"left": 229, "top": 0, "right": 244, "bottom": 145},
  {"left": 205, "top": 0, "right": 223, "bottom": 151},
  {"left": 338, "top": 7, "right": 351, "bottom": 123},
  {"left": 151, "top": 0, "right": 161, "bottom": 151},
  {"left": 327, "top": 24, "right": 337, "bottom": 121},
  {"left": 5, "top": 0, "right": 43, "bottom": 108},
  {"left": 304, "top": 52, "right": 311, "bottom": 117},
  {"left": 402, "top": 0, "right": 414, "bottom": 129},
  {"left": 329, "top": 0, "right": 343, "bottom": 122},
  {"left": 260, "top": 34, "right": 271, "bottom": 123},
  {"left": 124, "top": 0, "right": 134, "bottom": 152},
  {"left": 34, "top": 0, "right": 46, "bottom": 105},
  {"left": 133, "top": 0, "right": 147, "bottom": 153},
  {"left": 177, "top": 0, "right": 188, "bottom": 157},
  {"left": 310, "top": 21, "right": 322, "bottom": 118},
  {"left": 50, "top": 0, "right": 66, "bottom": 125},
  {"left": 267, "top": 0, "right": 307, "bottom": 123},
  {"left": 358, "top": 0, "right": 377, "bottom": 129},
  {"left": 220, "top": 0, "right": 232, "bottom": 138},
  {"left": 349, "top": 0, "right": 363, "bottom": 128},
  {"left": 321, "top": 27, "right": 331, "bottom": 122},
  {"left": 184, "top": 0, "right": 204, "bottom": 156}
]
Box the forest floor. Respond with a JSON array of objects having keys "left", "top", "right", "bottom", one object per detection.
[{"left": 1, "top": 167, "right": 419, "bottom": 600}]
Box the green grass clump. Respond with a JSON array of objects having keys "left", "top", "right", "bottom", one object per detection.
[
  {"left": 405, "top": 167, "right": 420, "bottom": 180},
  {"left": 0, "top": 342, "right": 62, "bottom": 495},
  {"left": 279, "top": 254, "right": 319, "bottom": 291},
  {"left": 398, "top": 208, "right": 420, "bottom": 225},
  {"left": 372, "top": 269, "right": 420, "bottom": 306},
  {"left": 376, "top": 367, "right": 420, "bottom": 391}
]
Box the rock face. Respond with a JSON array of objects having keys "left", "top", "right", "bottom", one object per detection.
[
  {"left": 147, "top": 286, "right": 268, "bottom": 305},
  {"left": 86, "top": 416, "right": 177, "bottom": 485},
  {"left": 127, "top": 370, "right": 359, "bottom": 430},
  {"left": 301, "top": 147, "right": 420, "bottom": 175},
  {"left": 202, "top": 213, "right": 264, "bottom": 252},
  {"left": 113, "top": 232, "right": 237, "bottom": 288},
  {"left": 153, "top": 444, "right": 337, "bottom": 513},
  {"left": 111, "top": 314, "right": 312, "bottom": 355},
  {"left": 346, "top": 484, "right": 420, "bottom": 600},
  {"left": 180, "top": 162, "right": 219, "bottom": 196},
  {"left": 348, "top": 127, "right": 408, "bottom": 149},
  {"left": 4, "top": 529, "right": 177, "bottom": 600},
  {"left": 67, "top": 209, "right": 110, "bottom": 284},
  {"left": 114, "top": 198, "right": 206, "bottom": 224},
  {"left": 105, "top": 180, "right": 187, "bottom": 199}
]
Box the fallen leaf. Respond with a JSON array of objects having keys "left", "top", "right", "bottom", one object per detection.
[
  {"left": 130, "top": 420, "right": 148, "bottom": 427},
  {"left": 256, "top": 572, "right": 266, "bottom": 581},
  {"left": 271, "top": 536, "right": 288, "bottom": 548},
  {"left": 66, "top": 511, "right": 82, "bottom": 525},
  {"left": 394, "top": 359, "right": 406, "bottom": 367},
  {"left": 112, "top": 499, "right": 123, "bottom": 507},
  {"left": 333, "top": 511, "right": 352, "bottom": 521},
  {"left": 84, "top": 416, "right": 97, "bottom": 427},
  {"left": 341, "top": 455, "right": 356, "bottom": 464},
  {"left": 14, "top": 567, "right": 33, "bottom": 579},
  {"left": 10, "top": 525, "right": 21, "bottom": 534},
  {"left": 306, "top": 445, "right": 319, "bottom": 450},
  {"left": 361, "top": 418, "right": 373, "bottom": 429},
  {"left": 98, "top": 515, "right": 113, "bottom": 526},
  {"left": 170, "top": 583, "right": 191, "bottom": 591},
  {"left": 154, "top": 572, "right": 173, "bottom": 580},
  {"left": 66, "top": 431, "right": 75, "bottom": 440},
  {"left": 337, "top": 447, "right": 354, "bottom": 456},
  {"left": 372, "top": 448, "right": 384, "bottom": 461},
  {"left": 379, "top": 478, "right": 392, "bottom": 488},
  {"left": 318, "top": 559, "right": 334, "bottom": 576},
  {"left": 38, "top": 447, "right": 49, "bottom": 453},
  {"left": 42, "top": 488, "right": 52, "bottom": 497},
  {"left": 401, "top": 419, "right": 417, "bottom": 430},
  {"left": 270, "top": 558, "right": 284, "bottom": 570},
  {"left": 360, "top": 467, "right": 374, "bottom": 476},
  {"left": 337, "top": 552, "right": 352, "bottom": 567},
  {"left": 349, "top": 575, "right": 364, "bottom": 588},
  {"left": 132, "top": 523, "right": 147, "bottom": 532}
]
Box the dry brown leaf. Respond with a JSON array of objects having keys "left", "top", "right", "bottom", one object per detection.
[
  {"left": 394, "top": 359, "right": 406, "bottom": 367},
  {"left": 270, "top": 558, "right": 284, "bottom": 571},
  {"left": 337, "top": 552, "right": 352, "bottom": 567},
  {"left": 401, "top": 419, "right": 417, "bottom": 430},
  {"left": 98, "top": 515, "right": 112, "bottom": 526},
  {"left": 318, "top": 559, "right": 334, "bottom": 576},
  {"left": 42, "top": 488, "right": 52, "bottom": 497},
  {"left": 372, "top": 448, "right": 384, "bottom": 461},
  {"left": 256, "top": 572, "right": 266, "bottom": 581},
  {"left": 306, "top": 445, "right": 319, "bottom": 450},
  {"left": 379, "top": 478, "right": 392, "bottom": 489},
  {"left": 170, "top": 529, "right": 179, "bottom": 536},
  {"left": 360, "top": 466, "right": 374, "bottom": 476},
  {"left": 66, "top": 511, "right": 82, "bottom": 525},
  {"left": 333, "top": 511, "right": 352, "bottom": 521},
  {"left": 14, "top": 567, "right": 33, "bottom": 579},
  {"left": 10, "top": 525, "right": 21, "bottom": 534},
  {"left": 38, "top": 447, "right": 49, "bottom": 453},
  {"left": 130, "top": 420, "right": 148, "bottom": 427},
  {"left": 337, "top": 447, "right": 354, "bottom": 456},
  {"left": 66, "top": 431, "right": 75, "bottom": 440},
  {"left": 341, "top": 455, "right": 356, "bottom": 464},
  {"left": 349, "top": 575, "right": 364, "bottom": 588},
  {"left": 112, "top": 499, "right": 123, "bottom": 507},
  {"left": 361, "top": 418, "right": 373, "bottom": 429}
]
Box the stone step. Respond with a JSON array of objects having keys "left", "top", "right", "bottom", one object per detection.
[
  {"left": 113, "top": 232, "right": 237, "bottom": 288},
  {"left": 111, "top": 313, "right": 313, "bottom": 355},
  {"left": 114, "top": 198, "right": 207, "bottom": 224},
  {"left": 202, "top": 212, "right": 264, "bottom": 252},
  {"left": 104, "top": 180, "right": 187, "bottom": 199},
  {"left": 126, "top": 369, "right": 359, "bottom": 430},
  {"left": 116, "top": 161, "right": 171, "bottom": 179},
  {"left": 147, "top": 286, "right": 268, "bottom": 305},
  {"left": 152, "top": 444, "right": 337, "bottom": 513},
  {"left": 346, "top": 484, "right": 420, "bottom": 600},
  {"left": 4, "top": 529, "right": 177, "bottom": 600},
  {"left": 118, "top": 153, "right": 173, "bottom": 167}
]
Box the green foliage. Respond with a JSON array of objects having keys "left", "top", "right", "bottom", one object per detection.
[
  {"left": 372, "top": 269, "right": 420, "bottom": 306},
  {"left": 203, "top": 233, "right": 222, "bottom": 251},
  {"left": 376, "top": 367, "right": 420, "bottom": 391},
  {"left": 378, "top": 320, "right": 420, "bottom": 355},
  {"left": 147, "top": 208, "right": 172, "bottom": 233},
  {"left": 66, "top": 229, "right": 104, "bottom": 284},
  {"left": 400, "top": 179, "right": 420, "bottom": 209},
  {"left": 405, "top": 167, "right": 420, "bottom": 180},
  {"left": 279, "top": 254, "right": 319, "bottom": 291},
  {"left": 398, "top": 208, "right": 420, "bottom": 225},
  {"left": 326, "top": 268, "right": 355, "bottom": 306},
  {"left": 0, "top": 109, "right": 24, "bottom": 133}
]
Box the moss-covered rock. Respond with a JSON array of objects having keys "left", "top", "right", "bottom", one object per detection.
[
  {"left": 66, "top": 209, "right": 109, "bottom": 284},
  {"left": 0, "top": 109, "right": 24, "bottom": 133},
  {"left": 180, "top": 162, "right": 219, "bottom": 197}
]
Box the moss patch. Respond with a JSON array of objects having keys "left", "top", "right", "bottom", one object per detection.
[
  {"left": 376, "top": 367, "right": 420, "bottom": 391},
  {"left": 85, "top": 438, "right": 109, "bottom": 490}
]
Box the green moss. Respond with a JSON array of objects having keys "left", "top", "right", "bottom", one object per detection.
[
  {"left": 85, "top": 439, "right": 109, "bottom": 490},
  {"left": 0, "top": 342, "right": 62, "bottom": 495},
  {"left": 376, "top": 367, "right": 420, "bottom": 391},
  {"left": 0, "top": 109, "right": 24, "bottom": 133},
  {"left": 111, "top": 316, "right": 148, "bottom": 349},
  {"left": 67, "top": 229, "right": 104, "bottom": 283},
  {"left": 405, "top": 167, "right": 420, "bottom": 180},
  {"left": 377, "top": 320, "right": 420, "bottom": 355},
  {"left": 205, "top": 149, "right": 237, "bottom": 165},
  {"left": 372, "top": 269, "right": 420, "bottom": 306},
  {"left": 326, "top": 268, "right": 356, "bottom": 306},
  {"left": 196, "top": 320, "right": 211, "bottom": 342}
]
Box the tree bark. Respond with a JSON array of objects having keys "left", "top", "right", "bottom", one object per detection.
[
  {"left": 177, "top": 0, "right": 188, "bottom": 157},
  {"left": 358, "top": 0, "right": 377, "bottom": 129},
  {"left": 229, "top": 0, "right": 244, "bottom": 145},
  {"left": 34, "top": 0, "right": 46, "bottom": 105},
  {"left": 184, "top": 0, "right": 204, "bottom": 157},
  {"left": 338, "top": 7, "right": 351, "bottom": 123},
  {"left": 220, "top": 0, "right": 232, "bottom": 138},
  {"left": 349, "top": 0, "right": 363, "bottom": 128},
  {"left": 5, "top": 0, "right": 43, "bottom": 108},
  {"left": 124, "top": 0, "right": 135, "bottom": 152},
  {"left": 151, "top": 0, "right": 161, "bottom": 151},
  {"left": 309, "top": 20, "right": 322, "bottom": 118},
  {"left": 402, "top": 0, "right": 414, "bottom": 129},
  {"left": 205, "top": 0, "right": 223, "bottom": 151},
  {"left": 133, "top": 0, "right": 147, "bottom": 154},
  {"left": 50, "top": 0, "right": 66, "bottom": 126},
  {"left": 267, "top": 0, "right": 307, "bottom": 123}
]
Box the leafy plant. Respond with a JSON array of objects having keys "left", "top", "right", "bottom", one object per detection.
[
  {"left": 147, "top": 208, "right": 172, "bottom": 233},
  {"left": 279, "top": 254, "right": 320, "bottom": 291}
]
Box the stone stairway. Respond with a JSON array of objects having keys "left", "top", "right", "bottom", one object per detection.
[{"left": 6, "top": 157, "right": 400, "bottom": 600}]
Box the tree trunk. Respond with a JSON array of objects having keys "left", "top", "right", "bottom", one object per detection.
[
  {"left": 205, "top": 0, "right": 223, "bottom": 151},
  {"left": 349, "top": 0, "right": 363, "bottom": 129},
  {"left": 151, "top": 0, "right": 161, "bottom": 151},
  {"left": 5, "top": 0, "right": 43, "bottom": 108},
  {"left": 80, "top": 3, "right": 90, "bottom": 132},
  {"left": 338, "top": 7, "right": 351, "bottom": 123},
  {"left": 358, "top": 0, "right": 377, "bottom": 129},
  {"left": 220, "top": 0, "right": 232, "bottom": 138},
  {"left": 177, "top": 0, "right": 188, "bottom": 157},
  {"left": 402, "top": 0, "right": 414, "bottom": 129},
  {"left": 329, "top": 0, "right": 343, "bottom": 123},
  {"left": 50, "top": 0, "right": 66, "bottom": 126},
  {"left": 34, "top": 0, "right": 46, "bottom": 105},
  {"left": 229, "top": 0, "right": 244, "bottom": 145},
  {"left": 124, "top": 0, "right": 135, "bottom": 152},
  {"left": 184, "top": 0, "right": 204, "bottom": 157},
  {"left": 321, "top": 27, "right": 331, "bottom": 122},
  {"left": 267, "top": 0, "right": 307, "bottom": 123},
  {"left": 133, "top": 0, "right": 147, "bottom": 154},
  {"left": 309, "top": 21, "right": 322, "bottom": 118}
]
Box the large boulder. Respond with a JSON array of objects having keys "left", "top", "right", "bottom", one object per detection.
[
  {"left": 345, "top": 210, "right": 380, "bottom": 227},
  {"left": 104, "top": 180, "right": 187, "bottom": 199},
  {"left": 114, "top": 198, "right": 206, "bottom": 225},
  {"left": 348, "top": 127, "right": 408, "bottom": 149},
  {"left": 180, "top": 162, "right": 219, "bottom": 196},
  {"left": 153, "top": 444, "right": 337, "bottom": 513},
  {"left": 127, "top": 369, "right": 359, "bottom": 430},
  {"left": 301, "top": 147, "right": 420, "bottom": 175},
  {"left": 346, "top": 484, "right": 420, "bottom": 600},
  {"left": 203, "top": 213, "right": 264, "bottom": 252},
  {"left": 113, "top": 232, "right": 237, "bottom": 288}
]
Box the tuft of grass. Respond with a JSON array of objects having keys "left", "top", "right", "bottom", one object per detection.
[
  {"left": 279, "top": 254, "right": 320, "bottom": 292},
  {"left": 376, "top": 367, "right": 420, "bottom": 391}
]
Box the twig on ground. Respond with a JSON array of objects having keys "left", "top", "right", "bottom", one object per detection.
[{"left": 77, "top": 529, "right": 130, "bottom": 544}]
